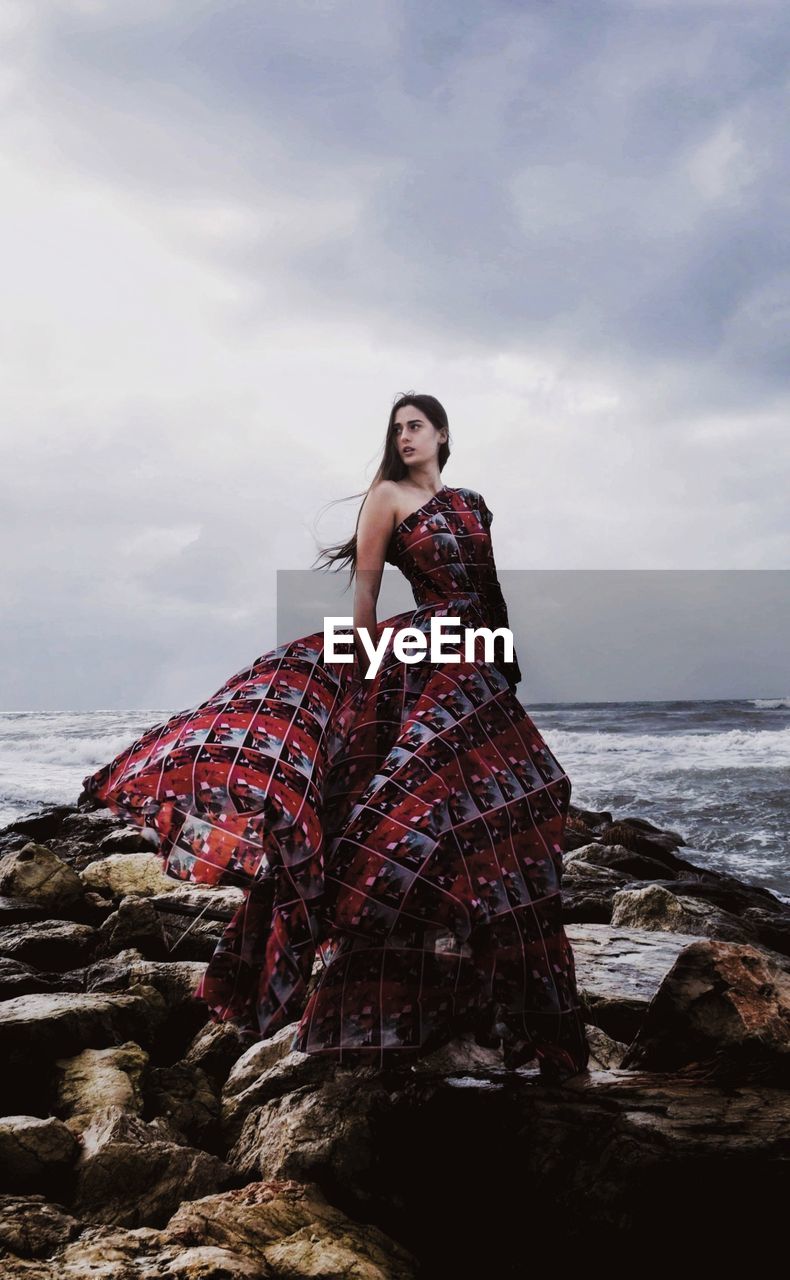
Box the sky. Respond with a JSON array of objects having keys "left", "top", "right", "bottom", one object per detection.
[{"left": 1, "top": 0, "right": 788, "bottom": 710}]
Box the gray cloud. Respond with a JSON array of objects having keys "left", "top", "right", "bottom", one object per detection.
[{"left": 1, "top": 0, "right": 788, "bottom": 709}]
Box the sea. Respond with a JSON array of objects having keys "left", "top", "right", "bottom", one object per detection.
[{"left": 1, "top": 698, "right": 788, "bottom": 902}]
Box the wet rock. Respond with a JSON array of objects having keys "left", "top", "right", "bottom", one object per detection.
[
  {"left": 0, "top": 1117, "right": 79, "bottom": 1194},
  {"left": 0, "top": 1194, "right": 82, "bottom": 1259},
  {"left": 80, "top": 853, "right": 178, "bottom": 899},
  {"left": 568, "top": 840, "right": 684, "bottom": 880},
  {"left": 0, "top": 845, "right": 84, "bottom": 914},
  {"left": 0, "top": 921, "right": 97, "bottom": 972},
  {"left": 3, "top": 807, "right": 77, "bottom": 843},
  {"left": 611, "top": 883, "right": 756, "bottom": 945},
  {"left": 621, "top": 939, "right": 790, "bottom": 1081},
  {"left": 72, "top": 1109, "right": 234, "bottom": 1228},
  {"left": 567, "top": 921, "right": 704, "bottom": 1042},
  {"left": 54, "top": 1043, "right": 148, "bottom": 1135}
]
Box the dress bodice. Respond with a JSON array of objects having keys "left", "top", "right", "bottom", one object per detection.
[{"left": 385, "top": 484, "right": 522, "bottom": 688}]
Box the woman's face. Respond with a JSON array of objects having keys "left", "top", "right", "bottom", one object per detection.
[{"left": 392, "top": 406, "right": 444, "bottom": 469}]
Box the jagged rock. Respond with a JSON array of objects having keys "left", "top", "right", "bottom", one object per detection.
[
  {"left": 0, "top": 845, "right": 84, "bottom": 914},
  {"left": 80, "top": 854, "right": 178, "bottom": 899},
  {"left": 0, "top": 897, "right": 49, "bottom": 926},
  {"left": 165, "top": 1179, "right": 418, "bottom": 1279},
  {"left": 0, "top": 989, "right": 167, "bottom": 1074},
  {"left": 583, "top": 1023, "right": 629, "bottom": 1069},
  {"left": 46, "top": 1222, "right": 163, "bottom": 1278},
  {"left": 71, "top": 1108, "right": 234, "bottom": 1228},
  {"left": 563, "top": 850, "right": 631, "bottom": 883},
  {"left": 566, "top": 840, "right": 684, "bottom": 880},
  {"left": 96, "top": 897, "right": 169, "bottom": 960},
  {"left": 144, "top": 1063, "right": 219, "bottom": 1147},
  {"left": 0, "top": 957, "right": 82, "bottom": 1000},
  {"left": 611, "top": 883, "right": 756, "bottom": 945},
  {"left": 164, "top": 1245, "right": 269, "bottom": 1277},
  {"left": 97, "top": 828, "right": 159, "bottom": 854},
  {"left": 226, "top": 1073, "right": 382, "bottom": 1191},
  {"left": 0, "top": 921, "right": 97, "bottom": 972},
  {"left": 0, "top": 1195, "right": 82, "bottom": 1259},
  {"left": 83, "top": 949, "right": 207, "bottom": 1012},
  {"left": 598, "top": 821, "right": 686, "bottom": 857},
  {"left": 0, "top": 1118, "right": 79, "bottom": 1194},
  {"left": 621, "top": 939, "right": 790, "bottom": 1081},
  {"left": 742, "top": 905, "right": 790, "bottom": 959},
  {"left": 221, "top": 1025, "right": 335, "bottom": 1145},
  {"left": 183, "top": 1020, "right": 250, "bottom": 1090},
  {"left": 566, "top": 921, "right": 704, "bottom": 1042},
  {"left": 3, "top": 807, "right": 76, "bottom": 842},
  {"left": 54, "top": 1043, "right": 148, "bottom": 1135}
]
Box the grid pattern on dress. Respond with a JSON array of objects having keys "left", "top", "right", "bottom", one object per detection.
[{"left": 81, "top": 485, "right": 589, "bottom": 1077}]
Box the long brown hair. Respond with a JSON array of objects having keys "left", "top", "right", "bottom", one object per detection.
[{"left": 312, "top": 392, "right": 452, "bottom": 580}]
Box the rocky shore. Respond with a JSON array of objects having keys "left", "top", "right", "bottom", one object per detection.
[{"left": 0, "top": 798, "right": 788, "bottom": 1275}]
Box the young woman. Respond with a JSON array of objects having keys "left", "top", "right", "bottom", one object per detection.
[{"left": 81, "top": 392, "right": 590, "bottom": 1082}]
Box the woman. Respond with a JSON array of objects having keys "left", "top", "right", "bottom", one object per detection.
[{"left": 81, "top": 392, "right": 590, "bottom": 1082}]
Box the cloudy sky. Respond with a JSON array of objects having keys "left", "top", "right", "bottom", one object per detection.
[{"left": 1, "top": 0, "right": 788, "bottom": 710}]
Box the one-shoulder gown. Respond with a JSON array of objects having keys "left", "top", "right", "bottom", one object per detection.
[{"left": 81, "top": 485, "right": 590, "bottom": 1078}]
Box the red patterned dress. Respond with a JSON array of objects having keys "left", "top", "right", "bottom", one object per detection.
[{"left": 81, "top": 485, "right": 589, "bottom": 1078}]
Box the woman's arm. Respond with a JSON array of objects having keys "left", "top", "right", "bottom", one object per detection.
[
  {"left": 352, "top": 481, "right": 397, "bottom": 673},
  {"left": 478, "top": 496, "right": 523, "bottom": 690}
]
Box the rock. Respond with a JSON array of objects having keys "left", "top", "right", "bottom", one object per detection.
[
  {"left": 0, "top": 897, "right": 49, "bottom": 926},
  {"left": 96, "top": 897, "right": 169, "bottom": 960},
  {"left": 220, "top": 1069, "right": 790, "bottom": 1264},
  {"left": 611, "top": 883, "right": 756, "bottom": 945},
  {"left": 568, "top": 840, "right": 682, "bottom": 880},
  {"left": 742, "top": 905, "right": 790, "bottom": 959},
  {"left": 84, "top": 950, "right": 207, "bottom": 1013},
  {"left": 0, "top": 844, "right": 84, "bottom": 914},
  {"left": 0, "top": 957, "right": 82, "bottom": 1000},
  {"left": 183, "top": 1020, "right": 249, "bottom": 1089},
  {"left": 80, "top": 854, "right": 178, "bottom": 899},
  {"left": 54, "top": 1043, "right": 148, "bottom": 1135},
  {"left": 226, "top": 1075, "right": 381, "bottom": 1192},
  {"left": 0, "top": 921, "right": 97, "bottom": 971},
  {"left": 164, "top": 1244, "right": 269, "bottom": 1277},
  {"left": 0, "top": 989, "right": 167, "bottom": 1075},
  {"left": 411, "top": 1030, "right": 503, "bottom": 1075},
  {"left": 53, "top": 1222, "right": 163, "bottom": 1278},
  {"left": 566, "top": 921, "right": 704, "bottom": 1042},
  {"left": 584, "top": 1024, "right": 629, "bottom": 1069},
  {"left": 0, "top": 1195, "right": 82, "bottom": 1259},
  {"left": 221, "top": 1024, "right": 334, "bottom": 1145},
  {"left": 2, "top": 807, "right": 76, "bottom": 842},
  {"left": 620, "top": 939, "right": 790, "bottom": 1082},
  {"left": 165, "top": 1180, "right": 418, "bottom": 1279},
  {"left": 144, "top": 1063, "right": 219, "bottom": 1148},
  {"left": 71, "top": 1109, "right": 234, "bottom": 1228},
  {"left": 97, "top": 828, "right": 159, "bottom": 854},
  {"left": 0, "top": 1117, "right": 79, "bottom": 1194},
  {"left": 598, "top": 821, "right": 688, "bottom": 858}
]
